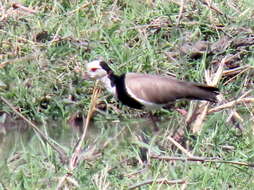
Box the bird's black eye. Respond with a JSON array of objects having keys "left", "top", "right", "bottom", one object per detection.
[{"left": 91, "top": 68, "right": 97, "bottom": 72}]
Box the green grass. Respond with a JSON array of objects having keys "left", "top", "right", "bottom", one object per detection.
[{"left": 1, "top": 0, "right": 254, "bottom": 189}]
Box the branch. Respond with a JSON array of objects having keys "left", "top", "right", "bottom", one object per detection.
[
  {"left": 208, "top": 97, "right": 254, "bottom": 114},
  {"left": 167, "top": 136, "right": 193, "bottom": 157},
  {"left": 12, "top": 2, "right": 37, "bottom": 14},
  {"left": 151, "top": 155, "right": 254, "bottom": 167},
  {"left": 129, "top": 178, "right": 186, "bottom": 190}
]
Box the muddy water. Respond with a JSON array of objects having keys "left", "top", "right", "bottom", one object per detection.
[
  {"left": 0, "top": 113, "right": 155, "bottom": 160},
  {"left": 0, "top": 113, "right": 72, "bottom": 160}
]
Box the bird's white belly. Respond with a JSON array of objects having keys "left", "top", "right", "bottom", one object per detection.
[{"left": 100, "top": 76, "right": 116, "bottom": 95}]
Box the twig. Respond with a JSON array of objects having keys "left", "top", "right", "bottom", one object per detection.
[
  {"left": 167, "top": 136, "right": 193, "bottom": 157},
  {"left": 128, "top": 178, "right": 186, "bottom": 190},
  {"left": 0, "top": 54, "right": 38, "bottom": 69},
  {"left": 223, "top": 67, "right": 251, "bottom": 85},
  {"left": 225, "top": 90, "right": 252, "bottom": 123},
  {"left": 238, "top": 90, "right": 253, "bottom": 99},
  {"left": 226, "top": 110, "right": 243, "bottom": 123},
  {"left": 176, "top": 0, "right": 185, "bottom": 26},
  {"left": 211, "top": 91, "right": 252, "bottom": 130},
  {"left": 125, "top": 168, "right": 148, "bottom": 178},
  {"left": 101, "top": 125, "right": 127, "bottom": 150},
  {"left": 0, "top": 29, "right": 36, "bottom": 44},
  {"left": 68, "top": 1, "right": 96, "bottom": 15},
  {"left": 151, "top": 155, "right": 254, "bottom": 167},
  {"left": 0, "top": 96, "right": 68, "bottom": 163},
  {"left": 222, "top": 65, "right": 251, "bottom": 77},
  {"left": 190, "top": 57, "right": 225, "bottom": 133},
  {"left": 168, "top": 0, "right": 187, "bottom": 8},
  {"left": 208, "top": 97, "right": 254, "bottom": 114},
  {"left": 199, "top": 0, "right": 225, "bottom": 16},
  {"left": 12, "top": 2, "right": 37, "bottom": 14}
]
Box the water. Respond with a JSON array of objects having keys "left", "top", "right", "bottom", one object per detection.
[{"left": 0, "top": 111, "right": 177, "bottom": 165}]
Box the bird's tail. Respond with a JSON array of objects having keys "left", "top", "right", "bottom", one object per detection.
[{"left": 187, "top": 84, "right": 219, "bottom": 103}]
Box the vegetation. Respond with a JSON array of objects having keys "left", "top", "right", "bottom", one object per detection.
[{"left": 0, "top": 0, "right": 254, "bottom": 189}]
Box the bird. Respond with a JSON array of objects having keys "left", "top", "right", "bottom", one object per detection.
[
  {"left": 83, "top": 60, "right": 219, "bottom": 111},
  {"left": 83, "top": 59, "right": 220, "bottom": 163}
]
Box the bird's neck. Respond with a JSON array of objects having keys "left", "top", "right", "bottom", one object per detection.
[{"left": 100, "top": 72, "right": 118, "bottom": 95}]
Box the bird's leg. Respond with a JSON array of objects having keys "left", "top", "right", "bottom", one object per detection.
[
  {"left": 148, "top": 112, "right": 160, "bottom": 132},
  {"left": 136, "top": 132, "right": 149, "bottom": 165},
  {"left": 135, "top": 112, "right": 160, "bottom": 165}
]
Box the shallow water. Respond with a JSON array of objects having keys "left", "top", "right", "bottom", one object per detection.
[{"left": 0, "top": 115, "right": 154, "bottom": 159}]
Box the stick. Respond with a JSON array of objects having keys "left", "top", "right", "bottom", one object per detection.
[
  {"left": 208, "top": 97, "right": 254, "bottom": 114},
  {"left": 68, "top": 1, "right": 96, "bottom": 15},
  {"left": 199, "top": 0, "right": 225, "bottom": 16},
  {"left": 176, "top": 0, "right": 185, "bottom": 26},
  {"left": 151, "top": 155, "right": 254, "bottom": 167},
  {"left": 129, "top": 178, "right": 186, "bottom": 190},
  {"left": 167, "top": 136, "right": 193, "bottom": 157},
  {"left": 12, "top": 3, "right": 37, "bottom": 14}
]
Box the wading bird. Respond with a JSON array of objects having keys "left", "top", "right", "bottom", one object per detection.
[
  {"left": 83, "top": 60, "right": 219, "bottom": 111},
  {"left": 83, "top": 59, "right": 219, "bottom": 163}
]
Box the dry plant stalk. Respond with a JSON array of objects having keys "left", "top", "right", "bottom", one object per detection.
[
  {"left": 223, "top": 66, "right": 252, "bottom": 85},
  {"left": 167, "top": 136, "right": 193, "bottom": 157},
  {"left": 92, "top": 165, "right": 111, "bottom": 190},
  {"left": 191, "top": 57, "right": 225, "bottom": 134},
  {"left": 219, "top": 71, "right": 253, "bottom": 127},
  {"left": 128, "top": 178, "right": 186, "bottom": 190},
  {"left": 0, "top": 29, "right": 36, "bottom": 45},
  {"left": 69, "top": 82, "right": 100, "bottom": 170},
  {"left": 227, "top": 110, "right": 244, "bottom": 123},
  {"left": 56, "top": 82, "right": 101, "bottom": 190},
  {"left": 169, "top": 0, "right": 188, "bottom": 8},
  {"left": 0, "top": 54, "right": 38, "bottom": 69},
  {"left": 200, "top": 0, "right": 225, "bottom": 16},
  {"left": 125, "top": 168, "right": 148, "bottom": 178},
  {"left": 222, "top": 65, "right": 251, "bottom": 77},
  {"left": 68, "top": 1, "right": 96, "bottom": 15},
  {"left": 150, "top": 155, "right": 254, "bottom": 167},
  {"left": 208, "top": 97, "right": 254, "bottom": 114},
  {"left": 191, "top": 103, "right": 209, "bottom": 134},
  {"left": 176, "top": 0, "right": 185, "bottom": 26},
  {"left": 12, "top": 2, "right": 37, "bottom": 14}
]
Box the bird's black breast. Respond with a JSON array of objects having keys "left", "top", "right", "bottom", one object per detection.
[{"left": 115, "top": 74, "right": 144, "bottom": 109}]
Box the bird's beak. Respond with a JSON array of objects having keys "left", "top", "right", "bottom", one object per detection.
[{"left": 82, "top": 72, "right": 91, "bottom": 80}]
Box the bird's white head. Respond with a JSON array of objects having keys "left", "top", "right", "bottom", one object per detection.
[
  {"left": 84, "top": 59, "right": 116, "bottom": 95},
  {"left": 84, "top": 60, "right": 109, "bottom": 80}
]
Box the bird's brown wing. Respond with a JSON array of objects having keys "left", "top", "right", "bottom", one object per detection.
[{"left": 125, "top": 73, "right": 218, "bottom": 104}]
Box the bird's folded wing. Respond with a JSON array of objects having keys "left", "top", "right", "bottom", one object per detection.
[{"left": 125, "top": 73, "right": 192, "bottom": 104}]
